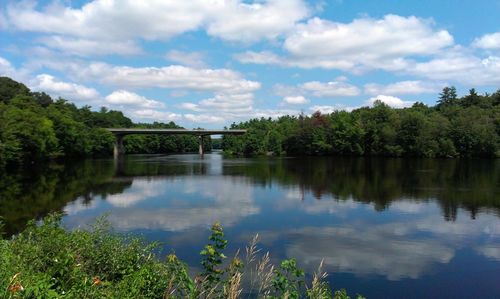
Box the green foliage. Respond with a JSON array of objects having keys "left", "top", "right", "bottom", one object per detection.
[
  {"left": 2, "top": 75, "right": 498, "bottom": 168},
  {"left": 200, "top": 222, "right": 228, "bottom": 286},
  {"left": 223, "top": 87, "right": 499, "bottom": 158},
  {"left": 0, "top": 215, "right": 362, "bottom": 298},
  {"left": 271, "top": 258, "right": 305, "bottom": 299},
  {"left": 0, "top": 77, "right": 30, "bottom": 103},
  {"left": 0, "top": 77, "right": 213, "bottom": 168}
]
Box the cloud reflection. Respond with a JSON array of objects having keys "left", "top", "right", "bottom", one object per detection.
[
  {"left": 106, "top": 179, "right": 167, "bottom": 207},
  {"left": 258, "top": 211, "right": 500, "bottom": 280},
  {"left": 106, "top": 176, "right": 259, "bottom": 231}
]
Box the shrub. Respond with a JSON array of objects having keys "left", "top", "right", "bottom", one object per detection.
[{"left": 0, "top": 214, "right": 363, "bottom": 298}]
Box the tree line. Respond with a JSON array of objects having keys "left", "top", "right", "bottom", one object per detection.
[
  {"left": 1, "top": 76, "right": 499, "bottom": 169},
  {"left": 223, "top": 87, "right": 500, "bottom": 158},
  {"left": 0, "top": 77, "right": 209, "bottom": 169}
]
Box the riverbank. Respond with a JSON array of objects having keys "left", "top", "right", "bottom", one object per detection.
[{"left": 0, "top": 214, "right": 363, "bottom": 299}]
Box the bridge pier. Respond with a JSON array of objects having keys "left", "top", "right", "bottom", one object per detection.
[
  {"left": 113, "top": 134, "right": 125, "bottom": 159},
  {"left": 198, "top": 135, "right": 204, "bottom": 157}
]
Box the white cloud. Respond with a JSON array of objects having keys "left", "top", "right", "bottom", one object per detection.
[
  {"left": 105, "top": 90, "right": 165, "bottom": 109},
  {"left": 273, "top": 84, "right": 302, "bottom": 97},
  {"left": 38, "top": 36, "right": 142, "bottom": 57},
  {"left": 283, "top": 95, "right": 309, "bottom": 105},
  {"left": 238, "top": 15, "right": 453, "bottom": 72},
  {"left": 235, "top": 51, "right": 284, "bottom": 65},
  {"left": 179, "top": 103, "right": 202, "bottom": 111},
  {"left": 301, "top": 80, "right": 360, "bottom": 97},
  {"left": 286, "top": 15, "right": 452, "bottom": 57},
  {"left": 309, "top": 105, "right": 355, "bottom": 114},
  {"left": 184, "top": 114, "right": 226, "bottom": 123},
  {"left": 274, "top": 79, "right": 360, "bottom": 105},
  {"left": 134, "top": 110, "right": 182, "bottom": 122},
  {"left": 407, "top": 49, "right": 500, "bottom": 85},
  {"left": 32, "top": 74, "right": 100, "bottom": 102},
  {"left": 367, "top": 95, "right": 415, "bottom": 108},
  {"left": 165, "top": 50, "right": 207, "bottom": 69},
  {"left": 473, "top": 32, "right": 500, "bottom": 50},
  {"left": 0, "top": 56, "right": 16, "bottom": 77},
  {"left": 205, "top": 0, "right": 310, "bottom": 42},
  {"left": 78, "top": 63, "right": 261, "bottom": 94},
  {"left": 4, "top": 0, "right": 310, "bottom": 52},
  {"left": 364, "top": 80, "right": 444, "bottom": 96},
  {"left": 199, "top": 93, "right": 253, "bottom": 111},
  {"left": 5, "top": 1, "right": 208, "bottom": 40}
]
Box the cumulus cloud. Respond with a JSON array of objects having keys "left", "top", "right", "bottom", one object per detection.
[
  {"left": 238, "top": 15, "right": 453, "bottom": 72},
  {"left": 105, "top": 90, "right": 165, "bottom": 109},
  {"left": 4, "top": 0, "right": 310, "bottom": 52},
  {"left": 31, "top": 74, "right": 100, "bottom": 102},
  {"left": 205, "top": 0, "right": 310, "bottom": 42},
  {"left": 37, "top": 36, "right": 142, "bottom": 56},
  {"left": 274, "top": 79, "right": 360, "bottom": 108},
  {"left": 309, "top": 104, "right": 355, "bottom": 114},
  {"left": 184, "top": 114, "right": 226, "bottom": 123},
  {"left": 283, "top": 95, "right": 309, "bottom": 105},
  {"left": 165, "top": 50, "right": 207, "bottom": 69},
  {"left": 301, "top": 80, "right": 360, "bottom": 97},
  {"left": 0, "top": 56, "right": 16, "bottom": 77},
  {"left": 407, "top": 49, "right": 500, "bottom": 86},
  {"left": 103, "top": 91, "right": 186, "bottom": 122},
  {"left": 473, "top": 32, "right": 500, "bottom": 50},
  {"left": 364, "top": 80, "right": 445, "bottom": 96},
  {"left": 134, "top": 110, "right": 182, "bottom": 122},
  {"left": 77, "top": 63, "right": 261, "bottom": 94},
  {"left": 367, "top": 95, "right": 415, "bottom": 108}
]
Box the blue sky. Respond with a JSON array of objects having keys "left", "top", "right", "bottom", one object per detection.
[{"left": 1, "top": 0, "right": 499, "bottom": 128}]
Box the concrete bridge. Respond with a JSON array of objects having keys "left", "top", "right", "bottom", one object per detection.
[{"left": 106, "top": 128, "right": 246, "bottom": 158}]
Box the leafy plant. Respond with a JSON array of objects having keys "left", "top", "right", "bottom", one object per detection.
[{"left": 0, "top": 214, "right": 363, "bottom": 298}]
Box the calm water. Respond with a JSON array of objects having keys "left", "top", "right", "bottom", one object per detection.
[{"left": 1, "top": 154, "right": 499, "bottom": 298}]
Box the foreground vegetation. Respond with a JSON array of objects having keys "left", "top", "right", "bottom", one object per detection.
[
  {"left": 223, "top": 87, "right": 500, "bottom": 158},
  {"left": 0, "top": 215, "right": 362, "bottom": 298},
  {"left": 0, "top": 77, "right": 210, "bottom": 169}
]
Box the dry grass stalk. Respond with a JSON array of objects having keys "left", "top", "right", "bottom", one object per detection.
[
  {"left": 227, "top": 272, "right": 243, "bottom": 299},
  {"left": 245, "top": 234, "right": 260, "bottom": 264},
  {"left": 163, "top": 276, "right": 176, "bottom": 299},
  {"left": 255, "top": 252, "right": 274, "bottom": 297},
  {"left": 307, "top": 259, "right": 329, "bottom": 298}
]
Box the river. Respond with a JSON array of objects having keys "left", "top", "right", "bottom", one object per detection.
[{"left": 1, "top": 153, "right": 499, "bottom": 298}]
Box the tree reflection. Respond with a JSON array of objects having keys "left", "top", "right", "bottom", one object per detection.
[{"left": 222, "top": 157, "right": 500, "bottom": 221}]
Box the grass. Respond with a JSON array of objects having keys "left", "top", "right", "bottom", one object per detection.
[{"left": 0, "top": 214, "right": 364, "bottom": 298}]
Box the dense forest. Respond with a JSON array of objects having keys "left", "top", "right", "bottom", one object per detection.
[
  {"left": 223, "top": 87, "right": 500, "bottom": 158},
  {"left": 0, "top": 77, "right": 209, "bottom": 169}
]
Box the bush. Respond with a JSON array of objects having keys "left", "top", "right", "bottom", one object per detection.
[{"left": 0, "top": 215, "right": 363, "bottom": 298}]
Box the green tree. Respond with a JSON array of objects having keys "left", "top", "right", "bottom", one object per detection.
[
  {"left": 437, "top": 86, "right": 458, "bottom": 108},
  {"left": 0, "top": 77, "right": 30, "bottom": 103}
]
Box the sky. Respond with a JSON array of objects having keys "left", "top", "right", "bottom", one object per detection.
[{"left": 0, "top": 0, "right": 499, "bottom": 128}]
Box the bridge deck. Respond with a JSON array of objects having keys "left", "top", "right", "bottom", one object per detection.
[{"left": 106, "top": 128, "right": 246, "bottom": 135}]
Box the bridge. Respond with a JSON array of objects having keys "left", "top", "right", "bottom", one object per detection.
[{"left": 106, "top": 128, "right": 246, "bottom": 158}]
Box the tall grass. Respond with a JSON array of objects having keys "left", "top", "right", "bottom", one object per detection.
[{"left": 0, "top": 214, "right": 363, "bottom": 298}]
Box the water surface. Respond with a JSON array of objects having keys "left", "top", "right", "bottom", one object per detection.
[{"left": 1, "top": 154, "right": 499, "bottom": 298}]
